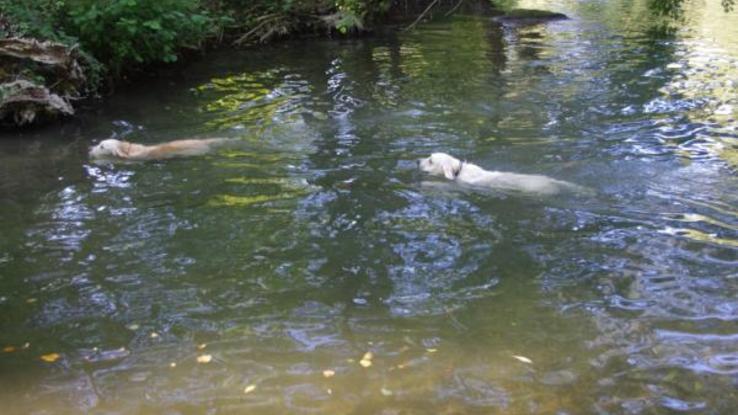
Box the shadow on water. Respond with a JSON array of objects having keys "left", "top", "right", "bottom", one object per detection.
[{"left": 1, "top": 0, "right": 738, "bottom": 413}]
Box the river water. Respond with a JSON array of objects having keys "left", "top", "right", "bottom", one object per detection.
[{"left": 1, "top": 0, "right": 737, "bottom": 413}]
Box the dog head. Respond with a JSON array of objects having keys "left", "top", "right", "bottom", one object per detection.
[
  {"left": 418, "top": 152, "right": 463, "bottom": 180},
  {"left": 89, "top": 139, "right": 132, "bottom": 159}
]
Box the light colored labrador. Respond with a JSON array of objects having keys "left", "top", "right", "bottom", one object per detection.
[
  {"left": 89, "top": 137, "right": 232, "bottom": 161},
  {"left": 418, "top": 152, "right": 583, "bottom": 195}
]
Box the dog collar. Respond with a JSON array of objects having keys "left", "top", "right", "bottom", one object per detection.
[{"left": 454, "top": 161, "right": 466, "bottom": 179}]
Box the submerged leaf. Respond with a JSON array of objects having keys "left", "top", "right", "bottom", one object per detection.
[
  {"left": 196, "top": 354, "right": 213, "bottom": 363},
  {"left": 512, "top": 355, "right": 533, "bottom": 364},
  {"left": 359, "top": 351, "right": 374, "bottom": 367},
  {"left": 40, "top": 353, "right": 61, "bottom": 362}
]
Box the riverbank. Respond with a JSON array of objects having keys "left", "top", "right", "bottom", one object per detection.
[
  {"left": 1, "top": 0, "right": 485, "bottom": 128},
  {"left": 0, "top": 0, "right": 698, "bottom": 128}
]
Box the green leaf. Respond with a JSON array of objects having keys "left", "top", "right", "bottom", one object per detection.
[{"left": 143, "top": 20, "right": 162, "bottom": 31}]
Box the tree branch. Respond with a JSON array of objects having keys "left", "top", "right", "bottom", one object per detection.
[{"left": 404, "top": 0, "right": 441, "bottom": 31}]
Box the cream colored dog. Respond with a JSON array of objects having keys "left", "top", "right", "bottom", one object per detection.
[
  {"left": 418, "top": 152, "right": 582, "bottom": 195},
  {"left": 89, "top": 137, "right": 231, "bottom": 161}
]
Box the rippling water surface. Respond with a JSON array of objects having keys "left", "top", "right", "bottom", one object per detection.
[{"left": 1, "top": 0, "right": 738, "bottom": 413}]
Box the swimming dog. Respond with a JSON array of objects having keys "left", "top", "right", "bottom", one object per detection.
[
  {"left": 418, "top": 152, "right": 582, "bottom": 195},
  {"left": 89, "top": 137, "right": 232, "bottom": 161}
]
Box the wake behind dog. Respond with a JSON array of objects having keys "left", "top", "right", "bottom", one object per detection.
[
  {"left": 89, "top": 137, "right": 235, "bottom": 161},
  {"left": 418, "top": 152, "right": 587, "bottom": 196}
]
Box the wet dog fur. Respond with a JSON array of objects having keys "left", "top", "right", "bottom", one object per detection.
[
  {"left": 89, "top": 137, "right": 232, "bottom": 161},
  {"left": 418, "top": 152, "right": 583, "bottom": 195}
]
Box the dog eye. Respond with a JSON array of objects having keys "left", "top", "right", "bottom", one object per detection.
[{"left": 428, "top": 159, "right": 433, "bottom": 164}]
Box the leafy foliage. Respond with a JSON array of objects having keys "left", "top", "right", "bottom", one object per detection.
[
  {"left": 648, "top": 0, "right": 735, "bottom": 17},
  {"left": 1, "top": 0, "right": 228, "bottom": 77},
  {"left": 225, "top": 0, "right": 391, "bottom": 43},
  {"left": 0, "top": 0, "right": 71, "bottom": 42},
  {"left": 334, "top": 0, "right": 391, "bottom": 32},
  {"left": 65, "top": 0, "right": 224, "bottom": 75},
  {"left": 648, "top": 0, "right": 688, "bottom": 18}
]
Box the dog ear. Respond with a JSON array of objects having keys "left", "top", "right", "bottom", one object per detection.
[
  {"left": 443, "top": 159, "right": 461, "bottom": 180},
  {"left": 113, "top": 142, "right": 131, "bottom": 158}
]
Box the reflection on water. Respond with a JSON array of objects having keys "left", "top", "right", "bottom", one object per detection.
[{"left": 1, "top": 0, "right": 738, "bottom": 413}]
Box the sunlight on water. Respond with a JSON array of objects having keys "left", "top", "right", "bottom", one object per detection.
[{"left": 1, "top": 0, "right": 737, "bottom": 413}]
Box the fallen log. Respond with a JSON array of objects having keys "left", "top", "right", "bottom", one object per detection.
[
  {"left": 0, "top": 38, "right": 85, "bottom": 127},
  {"left": 0, "top": 80, "right": 75, "bottom": 126},
  {"left": 492, "top": 9, "right": 568, "bottom": 26}
]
